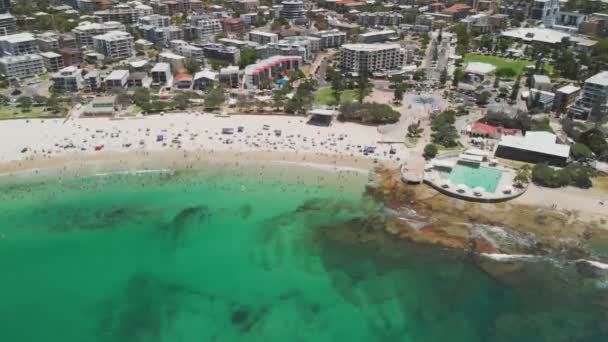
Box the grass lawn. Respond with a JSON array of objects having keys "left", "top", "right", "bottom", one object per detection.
[
  {"left": 435, "top": 143, "right": 464, "bottom": 152},
  {"left": 0, "top": 105, "right": 63, "bottom": 119},
  {"left": 314, "top": 87, "right": 360, "bottom": 105},
  {"left": 464, "top": 54, "right": 554, "bottom": 78},
  {"left": 406, "top": 137, "right": 419, "bottom": 147}
]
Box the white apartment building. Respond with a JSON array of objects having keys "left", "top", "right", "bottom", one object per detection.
[
  {"left": 530, "top": 0, "right": 560, "bottom": 27},
  {"left": 279, "top": 1, "right": 305, "bottom": 21},
  {"left": 51, "top": 65, "right": 84, "bottom": 93},
  {"left": 40, "top": 51, "right": 64, "bottom": 72},
  {"left": 572, "top": 71, "right": 608, "bottom": 119},
  {"left": 36, "top": 32, "right": 60, "bottom": 52},
  {"left": 105, "top": 69, "right": 129, "bottom": 89},
  {"left": 357, "top": 12, "right": 404, "bottom": 27},
  {"left": 311, "top": 30, "right": 347, "bottom": 49},
  {"left": 94, "top": 4, "right": 153, "bottom": 24},
  {"left": 138, "top": 14, "right": 170, "bottom": 28},
  {"left": 248, "top": 31, "right": 279, "bottom": 45},
  {"left": 93, "top": 31, "right": 134, "bottom": 61},
  {"left": 159, "top": 51, "right": 185, "bottom": 73},
  {"left": 0, "top": 33, "right": 39, "bottom": 56},
  {"left": 0, "top": 12, "right": 16, "bottom": 35},
  {"left": 151, "top": 62, "right": 173, "bottom": 87},
  {"left": 73, "top": 21, "right": 126, "bottom": 48},
  {"left": 219, "top": 65, "right": 240, "bottom": 88},
  {"left": 77, "top": 0, "right": 99, "bottom": 12},
  {"left": 340, "top": 43, "right": 406, "bottom": 74},
  {"left": 0, "top": 54, "right": 45, "bottom": 79},
  {"left": 194, "top": 17, "right": 223, "bottom": 39},
  {"left": 83, "top": 69, "right": 101, "bottom": 92},
  {"left": 170, "top": 40, "right": 204, "bottom": 64}
]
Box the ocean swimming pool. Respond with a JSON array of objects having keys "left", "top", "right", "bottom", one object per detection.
[{"left": 446, "top": 163, "right": 503, "bottom": 193}]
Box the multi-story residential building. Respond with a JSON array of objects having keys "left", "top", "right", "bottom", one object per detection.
[
  {"left": 127, "top": 72, "right": 151, "bottom": 88},
  {"left": 571, "top": 71, "right": 608, "bottom": 119},
  {"left": 248, "top": 31, "right": 279, "bottom": 45},
  {"left": 222, "top": 18, "right": 245, "bottom": 33},
  {"left": 83, "top": 69, "right": 102, "bottom": 92},
  {"left": 240, "top": 12, "right": 258, "bottom": 26},
  {"left": 60, "top": 47, "right": 84, "bottom": 66},
  {"left": 138, "top": 14, "right": 170, "bottom": 27},
  {"left": 202, "top": 43, "right": 241, "bottom": 65},
  {"left": 530, "top": 0, "right": 560, "bottom": 27},
  {"left": 311, "top": 30, "right": 347, "bottom": 49},
  {"left": 557, "top": 11, "right": 588, "bottom": 28},
  {"left": 0, "top": 0, "right": 10, "bottom": 14},
  {"left": 51, "top": 65, "right": 84, "bottom": 93},
  {"left": 141, "top": 25, "right": 184, "bottom": 48},
  {"left": 339, "top": 43, "right": 406, "bottom": 74},
  {"left": 0, "top": 12, "right": 16, "bottom": 35},
  {"left": 105, "top": 69, "right": 130, "bottom": 90},
  {"left": 170, "top": 40, "right": 204, "bottom": 64},
  {"left": 357, "top": 12, "right": 404, "bottom": 27},
  {"left": 59, "top": 33, "right": 77, "bottom": 49},
  {"left": 0, "top": 33, "right": 39, "bottom": 56},
  {"left": 94, "top": 4, "right": 153, "bottom": 24},
  {"left": 553, "top": 84, "right": 580, "bottom": 113},
  {"left": 73, "top": 21, "right": 126, "bottom": 48},
  {"left": 261, "top": 42, "right": 308, "bottom": 63},
  {"left": 192, "top": 17, "right": 223, "bottom": 39},
  {"left": 279, "top": 1, "right": 305, "bottom": 21},
  {"left": 0, "top": 54, "right": 45, "bottom": 79},
  {"left": 93, "top": 31, "right": 134, "bottom": 60},
  {"left": 36, "top": 32, "right": 60, "bottom": 52},
  {"left": 359, "top": 30, "right": 398, "bottom": 44},
  {"left": 151, "top": 0, "right": 203, "bottom": 16},
  {"left": 151, "top": 62, "right": 173, "bottom": 86},
  {"left": 193, "top": 69, "right": 217, "bottom": 90},
  {"left": 40, "top": 51, "right": 64, "bottom": 72},
  {"left": 77, "top": 0, "right": 102, "bottom": 12},
  {"left": 244, "top": 55, "right": 301, "bottom": 88},
  {"left": 219, "top": 65, "right": 239, "bottom": 88},
  {"left": 159, "top": 51, "right": 186, "bottom": 73}
]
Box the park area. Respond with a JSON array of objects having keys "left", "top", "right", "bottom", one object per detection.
[
  {"left": 314, "top": 87, "right": 359, "bottom": 105},
  {"left": 0, "top": 105, "right": 66, "bottom": 119},
  {"left": 464, "top": 54, "right": 554, "bottom": 78}
]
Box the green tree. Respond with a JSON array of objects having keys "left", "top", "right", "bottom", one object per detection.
[
  {"left": 423, "top": 144, "right": 438, "bottom": 159},
  {"left": 17, "top": 96, "right": 32, "bottom": 111},
  {"left": 184, "top": 59, "right": 201, "bottom": 75},
  {"left": 514, "top": 166, "right": 530, "bottom": 187},
  {"left": 330, "top": 70, "right": 343, "bottom": 104},
  {"left": 407, "top": 122, "right": 422, "bottom": 137},
  {"left": 205, "top": 87, "right": 225, "bottom": 109},
  {"left": 174, "top": 93, "right": 189, "bottom": 110},
  {"left": 356, "top": 71, "right": 371, "bottom": 104},
  {"left": 477, "top": 91, "right": 491, "bottom": 105},
  {"left": 393, "top": 86, "right": 404, "bottom": 103},
  {"left": 452, "top": 68, "right": 464, "bottom": 87},
  {"left": 570, "top": 143, "right": 594, "bottom": 161},
  {"left": 439, "top": 68, "right": 448, "bottom": 85},
  {"left": 239, "top": 48, "right": 259, "bottom": 68},
  {"left": 511, "top": 76, "right": 521, "bottom": 100}
]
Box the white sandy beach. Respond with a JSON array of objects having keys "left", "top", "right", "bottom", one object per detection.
[{"left": 0, "top": 113, "right": 407, "bottom": 166}]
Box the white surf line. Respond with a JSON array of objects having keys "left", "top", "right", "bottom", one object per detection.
[{"left": 271, "top": 160, "right": 370, "bottom": 175}]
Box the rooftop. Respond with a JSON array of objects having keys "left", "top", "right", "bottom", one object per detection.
[
  {"left": 501, "top": 27, "right": 570, "bottom": 44},
  {"left": 342, "top": 43, "right": 401, "bottom": 51},
  {"left": 106, "top": 69, "right": 129, "bottom": 80},
  {"left": 40, "top": 51, "right": 62, "bottom": 58},
  {"left": 93, "top": 30, "right": 133, "bottom": 42},
  {"left": 557, "top": 84, "right": 581, "bottom": 94},
  {"left": 465, "top": 62, "right": 496, "bottom": 75},
  {"left": 359, "top": 29, "right": 397, "bottom": 37},
  {"left": 586, "top": 71, "right": 608, "bottom": 86},
  {"left": 151, "top": 62, "right": 171, "bottom": 72},
  {"left": 533, "top": 74, "right": 551, "bottom": 84},
  {"left": 498, "top": 131, "right": 570, "bottom": 158},
  {"left": 0, "top": 33, "right": 35, "bottom": 44},
  {"left": 194, "top": 69, "right": 217, "bottom": 80}
]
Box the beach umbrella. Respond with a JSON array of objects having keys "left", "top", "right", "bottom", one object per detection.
[
  {"left": 441, "top": 179, "right": 451, "bottom": 188},
  {"left": 456, "top": 184, "right": 468, "bottom": 193},
  {"left": 503, "top": 186, "right": 513, "bottom": 194}
]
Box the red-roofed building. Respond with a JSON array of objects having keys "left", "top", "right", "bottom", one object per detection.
[
  {"left": 174, "top": 73, "right": 193, "bottom": 89},
  {"left": 442, "top": 3, "right": 472, "bottom": 20},
  {"left": 429, "top": 2, "right": 445, "bottom": 12},
  {"left": 469, "top": 122, "right": 521, "bottom": 139}
]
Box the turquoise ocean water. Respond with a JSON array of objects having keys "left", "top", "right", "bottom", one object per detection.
[{"left": 0, "top": 166, "right": 607, "bottom": 341}]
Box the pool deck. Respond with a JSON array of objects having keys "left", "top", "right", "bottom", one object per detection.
[{"left": 423, "top": 158, "right": 527, "bottom": 203}]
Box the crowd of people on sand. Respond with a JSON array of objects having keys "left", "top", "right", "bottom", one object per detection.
[{"left": 5, "top": 115, "right": 407, "bottom": 169}]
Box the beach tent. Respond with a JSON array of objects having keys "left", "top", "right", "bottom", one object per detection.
[
  {"left": 441, "top": 179, "right": 451, "bottom": 188},
  {"left": 502, "top": 186, "right": 513, "bottom": 194}
]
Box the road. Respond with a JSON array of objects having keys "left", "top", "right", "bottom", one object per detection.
[{"left": 422, "top": 31, "right": 452, "bottom": 82}]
